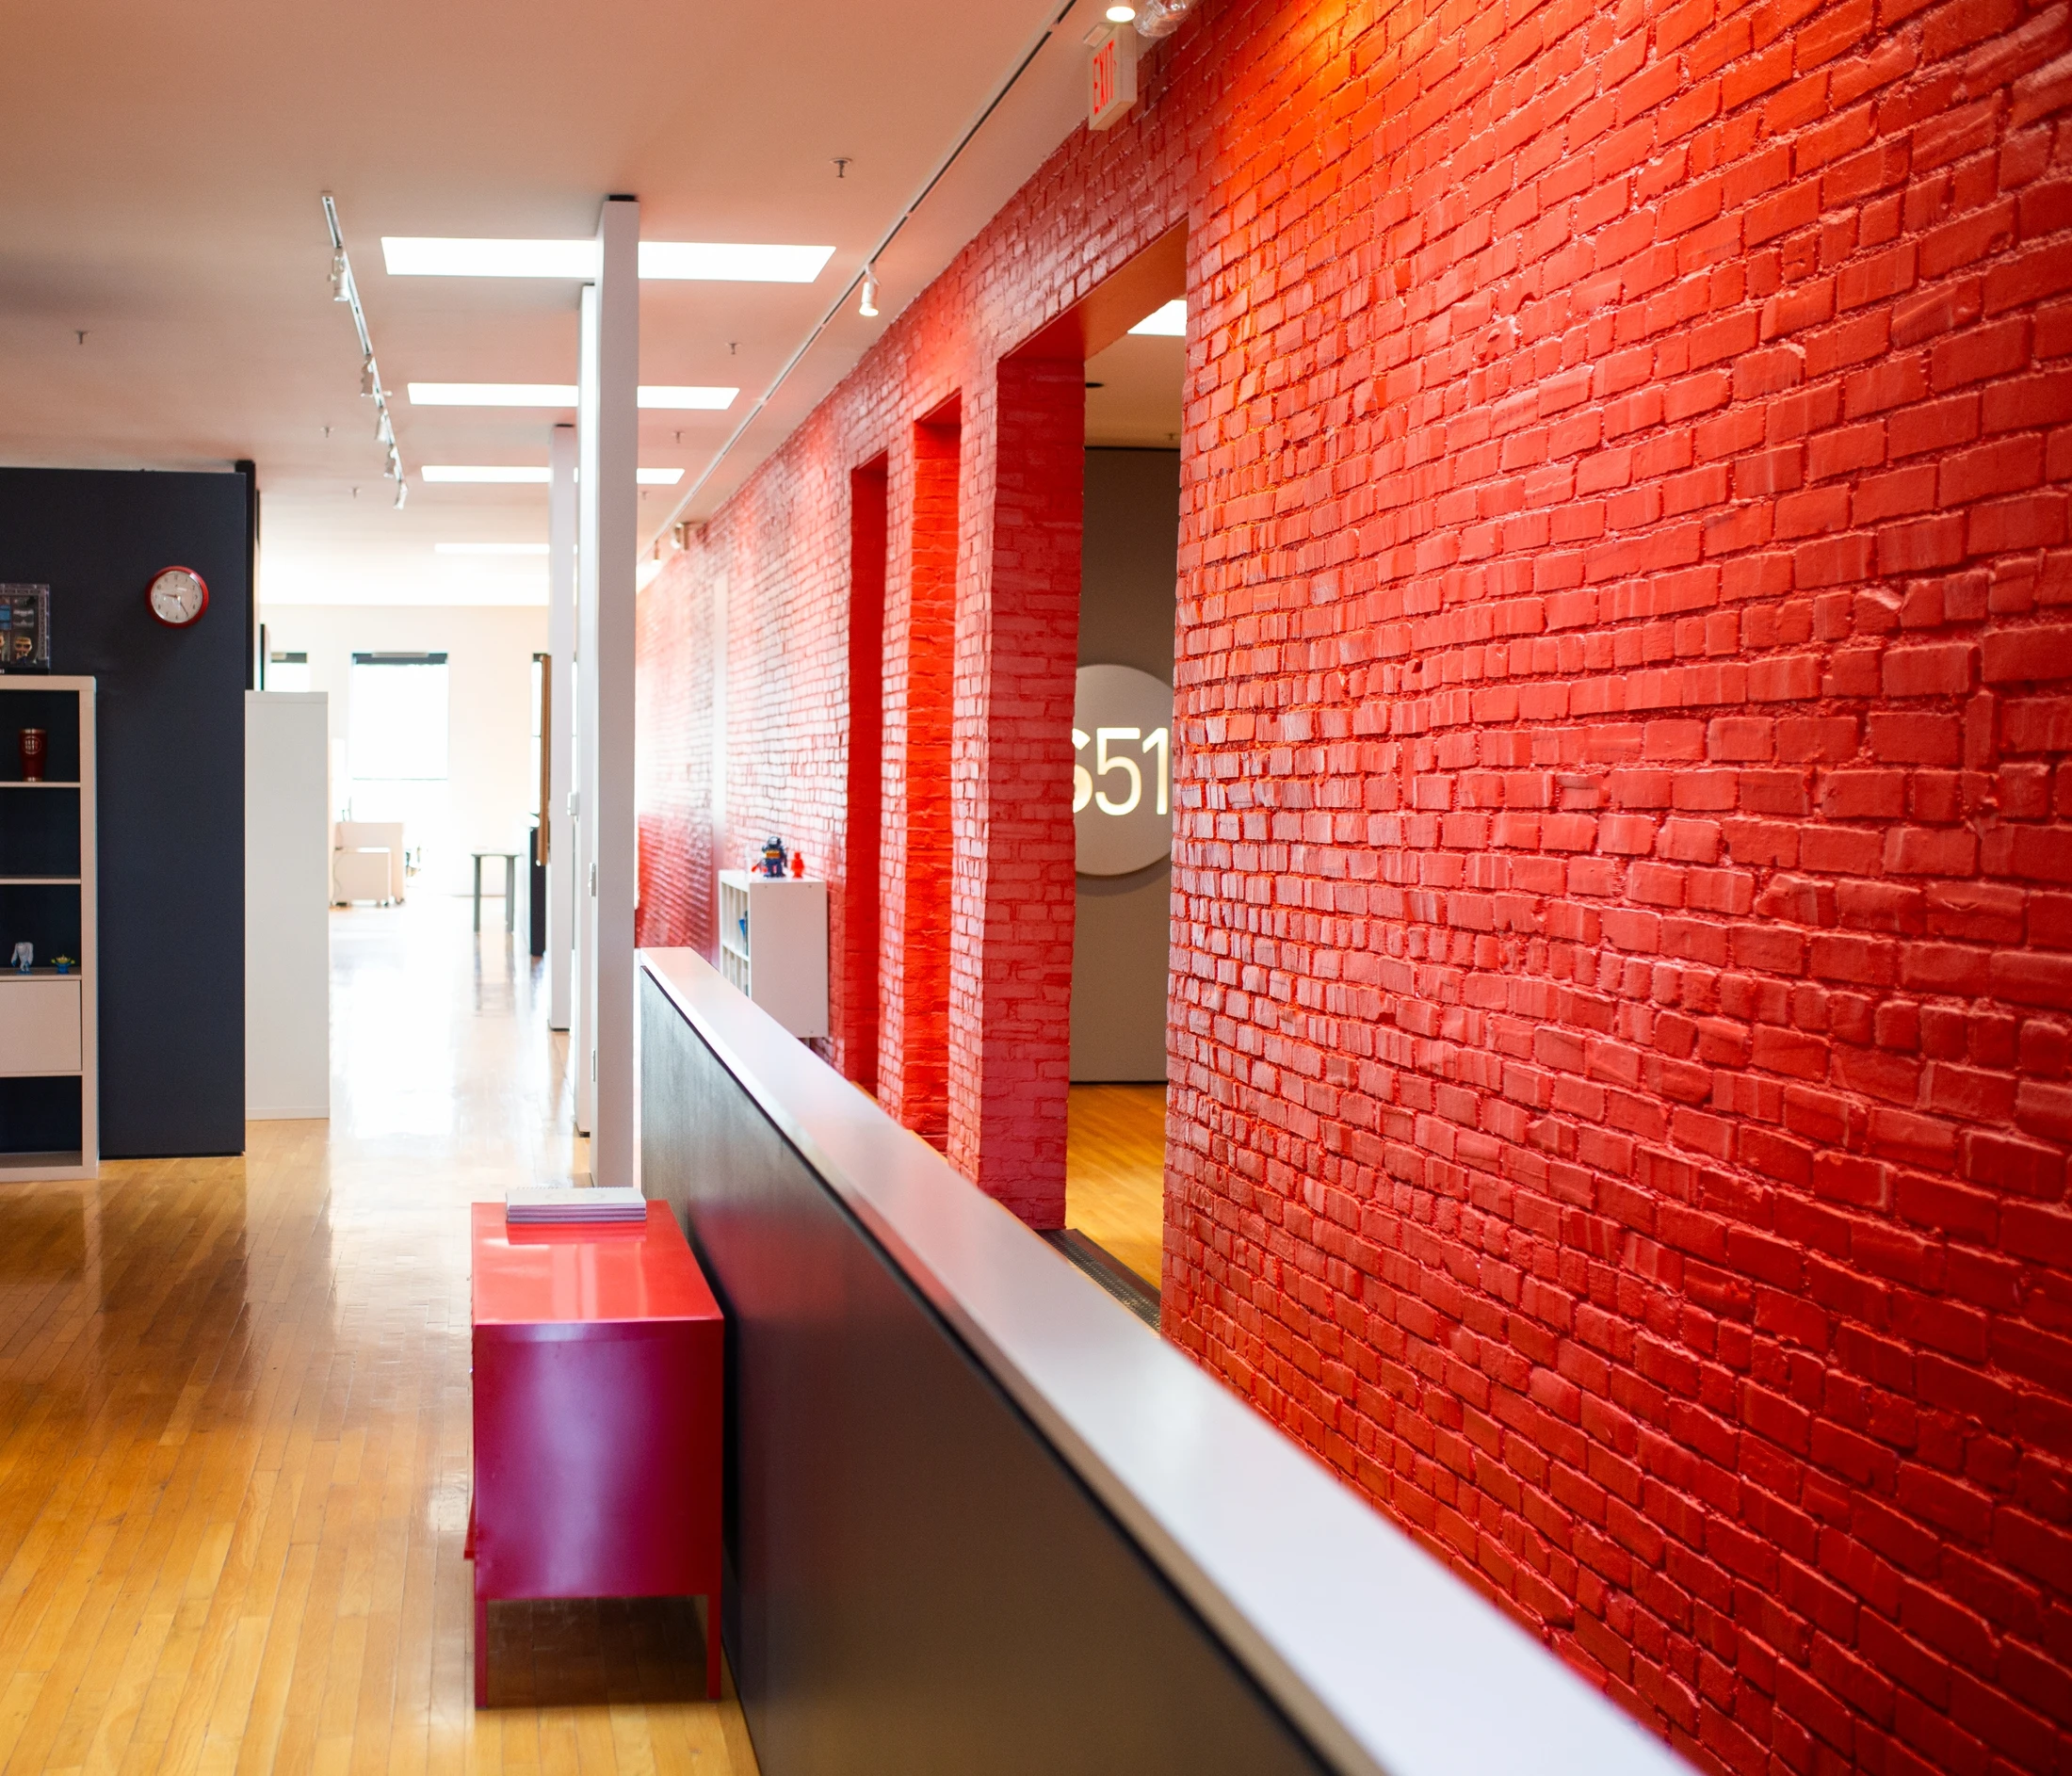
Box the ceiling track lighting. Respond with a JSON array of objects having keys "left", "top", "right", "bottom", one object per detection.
[
  {"left": 859, "top": 267, "right": 879, "bottom": 318},
  {"left": 1128, "top": 0, "right": 1197, "bottom": 34},
  {"left": 647, "top": 0, "right": 1080, "bottom": 539},
  {"left": 322, "top": 193, "right": 408, "bottom": 500}
]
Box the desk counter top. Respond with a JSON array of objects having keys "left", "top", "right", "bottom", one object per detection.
[{"left": 470, "top": 1201, "right": 721, "bottom": 1330}]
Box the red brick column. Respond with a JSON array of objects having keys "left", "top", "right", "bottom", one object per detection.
[
  {"left": 944, "top": 353, "right": 1085, "bottom": 1225},
  {"left": 844, "top": 460, "right": 890, "bottom": 1096},
  {"left": 888, "top": 410, "right": 962, "bottom": 1150}
]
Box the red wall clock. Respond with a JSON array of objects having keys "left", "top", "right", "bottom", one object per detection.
[{"left": 146, "top": 565, "right": 208, "bottom": 627}]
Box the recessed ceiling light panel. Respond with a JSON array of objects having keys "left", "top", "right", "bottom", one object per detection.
[
  {"left": 422, "top": 466, "right": 553, "bottom": 483},
  {"left": 383, "top": 238, "right": 597, "bottom": 278},
  {"left": 409, "top": 383, "right": 579, "bottom": 407},
  {"left": 637, "top": 242, "right": 833, "bottom": 283},
  {"left": 411, "top": 383, "right": 738, "bottom": 410},
  {"left": 420, "top": 465, "right": 684, "bottom": 485},
  {"left": 1129, "top": 299, "right": 1187, "bottom": 336},
  {"left": 636, "top": 387, "right": 739, "bottom": 411},
  {"left": 435, "top": 542, "right": 550, "bottom": 555},
  {"left": 382, "top": 238, "right": 834, "bottom": 283}
]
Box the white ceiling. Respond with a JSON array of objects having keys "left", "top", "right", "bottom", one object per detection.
[
  {"left": 1086, "top": 333, "right": 1185, "bottom": 448},
  {"left": 0, "top": 0, "right": 1113, "bottom": 606}
]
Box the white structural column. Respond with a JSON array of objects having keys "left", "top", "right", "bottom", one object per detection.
[
  {"left": 578, "top": 196, "right": 640, "bottom": 1187},
  {"left": 546, "top": 422, "right": 576, "bottom": 1033},
  {"left": 574, "top": 283, "right": 599, "bottom": 1135}
]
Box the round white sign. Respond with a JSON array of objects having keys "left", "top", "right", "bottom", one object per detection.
[{"left": 1073, "top": 663, "right": 1174, "bottom": 877}]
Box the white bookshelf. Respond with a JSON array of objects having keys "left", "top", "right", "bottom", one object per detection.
[
  {"left": 0, "top": 677, "right": 97, "bottom": 1180},
  {"left": 718, "top": 870, "right": 829, "bottom": 1040}
]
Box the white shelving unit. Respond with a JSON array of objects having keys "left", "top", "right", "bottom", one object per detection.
[
  {"left": 0, "top": 676, "right": 97, "bottom": 1180},
  {"left": 718, "top": 870, "right": 829, "bottom": 1040}
]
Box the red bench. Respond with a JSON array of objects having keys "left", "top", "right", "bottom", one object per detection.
[{"left": 467, "top": 1201, "right": 723, "bottom": 1704}]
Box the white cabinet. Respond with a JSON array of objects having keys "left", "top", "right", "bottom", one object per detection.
[
  {"left": 0, "top": 676, "right": 97, "bottom": 1179},
  {"left": 0, "top": 977, "right": 81, "bottom": 1074},
  {"left": 718, "top": 871, "right": 829, "bottom": 1040}
]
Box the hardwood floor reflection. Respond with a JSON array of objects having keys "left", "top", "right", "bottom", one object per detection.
[
  {"left": 1064, "top": 1085, "right": 1166, "bottom": 1288},
  {"left": 0, "top": 898, "right": 755, "bottom": 1775}
]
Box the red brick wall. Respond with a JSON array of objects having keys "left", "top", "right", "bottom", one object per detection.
[
  {"left": 637, "top": 0, "right": 2072, "bottom": 1766},
  {"left": 899, "top": 409, "right": 960, "bottom": 1149}
]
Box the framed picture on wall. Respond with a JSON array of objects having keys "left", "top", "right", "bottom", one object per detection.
[{"left": 0, "top": 585, "right": 50, "bottom": 672}]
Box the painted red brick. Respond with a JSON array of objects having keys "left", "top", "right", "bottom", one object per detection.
[{"left": 635, "top": 0, "right": 2072, "bottom": 1767}]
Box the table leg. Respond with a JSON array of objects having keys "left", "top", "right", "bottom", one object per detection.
[
  {"left": 475, "top": 1585, "right": 488, "bottom": 1707},
  {"left": 706, "top": 1583, "right": 722, "bottom": 1700},
  {"left": 505, "top": 853, "right": 516, "bottom": 933},
  {"left": 473, "top": 855, "right": 483, "bottom": 932}
]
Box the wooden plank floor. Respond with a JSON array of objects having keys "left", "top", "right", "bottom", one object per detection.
[
  {"left": 0, "top": 898, "right": 757, "bottom": 1776},
  {"left": 1064, "top": 1085, "right": 1166, "bottom": 1288}
]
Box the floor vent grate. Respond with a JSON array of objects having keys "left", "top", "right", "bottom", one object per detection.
[{"left": 1042, "top": 1229, "right": 1159, "bottom": 1329}]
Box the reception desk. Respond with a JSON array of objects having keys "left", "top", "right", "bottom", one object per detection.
[{"left": 639, "top": 948, "right": 1685, "bottom": 1776}]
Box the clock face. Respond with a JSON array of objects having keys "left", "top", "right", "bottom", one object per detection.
[{"left": 148, "top": 566, "right": 208, "bottom": 627}]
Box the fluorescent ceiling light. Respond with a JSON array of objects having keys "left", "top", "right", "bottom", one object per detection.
[
  {"left": 638, "top": 386, "right": 738, "bottom": 410},
  {"left": 410, "top": 383, "right": 738, "bottom": 411},
  {"left": 420, "top": 465, "right": 685, "bottom": 485},
  {"left": 435, "top": 542, "right": 549, "bottom": 556},
  {"left": 382, "top": 238, "right": 834, "bottom": 283},
  {"left": 411, "top": 383, "right": 576, "bottom": 407},
  {"left": 1129, "top": 299, "right": 1187, "bottom": 336},
  {"left": 422, "top": 465, "right": 549, "bottom": 483},
  {"left": 384, "top": 238, "right": 596, "bottom": 278},
  {"left": 638, "top": 242, "right": 832, "bottom": 283}
]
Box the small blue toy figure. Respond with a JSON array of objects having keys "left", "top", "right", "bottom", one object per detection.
[{"left": 759, "top": 837, "right": 787, "bottom": 880}]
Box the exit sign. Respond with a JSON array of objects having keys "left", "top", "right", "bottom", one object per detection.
[{"left": 1089, "top": 24, "right": 1137, "bottom": 131}]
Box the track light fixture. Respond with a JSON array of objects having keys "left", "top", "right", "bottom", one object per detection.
[
  {"left": 859, "top": 267, "right": 879, "bottom": 317},
  {"left": 1130, "top": 0, "right": 1197, "bottom": 34},
  {"left": 324, "top": 193, "right": 408, "bottom": 498}
]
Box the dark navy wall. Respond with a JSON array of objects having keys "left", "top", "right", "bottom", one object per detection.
[{"left": 0, "top": 468, "right": 249, "bottom": 1156}]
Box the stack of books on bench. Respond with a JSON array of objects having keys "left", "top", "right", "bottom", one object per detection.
[{"left": 505, "top": 1186, "right": 648, "bottom": 1225}]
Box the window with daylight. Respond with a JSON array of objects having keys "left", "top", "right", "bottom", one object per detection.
[{"left": 348, "top": 651, "right": 452, "bottom": 880}]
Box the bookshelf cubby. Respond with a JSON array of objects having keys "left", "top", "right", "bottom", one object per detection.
[{"left": 0, "top": 677, "right": 97, "bottom": 1179}]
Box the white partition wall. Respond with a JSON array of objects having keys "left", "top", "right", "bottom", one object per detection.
[
  {"left": 547, "top": 421, "right": 576, "bottom": 1033},
  {"left": 575, "top": 195, "right": 639, "bottom": 1186},
  {"left": 245, "top": 690, "right": 331, "bottom": 1119},
  {"left": 575, "top": 284, "right": 599, "bottom": 1138}
]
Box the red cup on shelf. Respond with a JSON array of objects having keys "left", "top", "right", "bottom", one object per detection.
[{"left": 19, "top": 727, "right": 45, "bottom": 783}]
